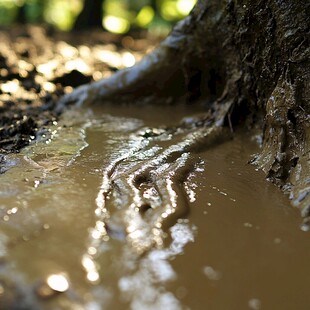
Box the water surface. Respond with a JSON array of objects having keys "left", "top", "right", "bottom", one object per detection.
[{"left": 0, "top": 105, "right": 309, "bottom": 310}]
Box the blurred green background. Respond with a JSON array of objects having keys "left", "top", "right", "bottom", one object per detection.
[{"left": 0, "top": 0, "right": 196, "bottom": 33}]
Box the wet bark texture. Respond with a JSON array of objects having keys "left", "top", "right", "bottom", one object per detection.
[{"left": 59, "top": 0, "right": 310, "bottom": 225}]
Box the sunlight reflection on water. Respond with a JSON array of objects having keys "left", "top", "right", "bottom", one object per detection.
[
  {"left": 118, "top": 223, "right": 194, "bottom": 310},
  {"left": 0, "top": 105, "right": 309, "bottom": 309}
]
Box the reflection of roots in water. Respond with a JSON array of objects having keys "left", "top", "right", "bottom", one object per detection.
[
  {"left": 108, "top": 150, "right": 195, "bottom": 251},
  {"left": 96, "top": 125, "right": 227, "bottom": 253},
  {"left": 80, "top": 119, "right": 230, "bottom": 283},
  {"left": 118, "top": 222, "right": 195, "bottom": 310}
]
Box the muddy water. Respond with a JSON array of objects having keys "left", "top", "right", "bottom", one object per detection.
[{"left": 0, "top": 105, "right": 309, "bottom": 310}]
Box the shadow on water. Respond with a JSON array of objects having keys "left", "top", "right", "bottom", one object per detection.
[{"left": 0, "top": 104, "right": 309, "bottom": 309}]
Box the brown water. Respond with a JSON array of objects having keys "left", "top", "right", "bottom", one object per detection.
[{"left": 0, "top": 105, "right": 309, "bottom": 310}]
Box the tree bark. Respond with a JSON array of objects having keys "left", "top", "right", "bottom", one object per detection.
[{"left": 59, "top": 0, "right": 310, "bottom": 228}]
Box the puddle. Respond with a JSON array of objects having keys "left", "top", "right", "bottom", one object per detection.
[{"left": 0, "top": 104, "right": 309, "bottom": 309}]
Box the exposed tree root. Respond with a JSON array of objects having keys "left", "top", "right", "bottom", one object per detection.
[
  {"left": 57, "top": 12, "right": 237, "bottom": 251},
  {"left": 58, "top": 0, "right": 310, "bottom": 250},
  {"left": 57, "top": 17, "right": 193, "bottom": 110},
  {"left": 88, "top": 114, "right": 231, "bottom": 253}
]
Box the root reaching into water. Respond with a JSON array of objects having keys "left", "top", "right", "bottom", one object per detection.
[
  {"left": 85, "top": 119, "right": 231, "bottom": 256},
  {"left": 56, "top": 17, "right": 192, "bottom": 110},
  {"left": 55, "top": 6, "right": 237, "bottom": 254}
]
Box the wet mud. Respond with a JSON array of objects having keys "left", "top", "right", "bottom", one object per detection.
[
  {"left": 0, "top": 104, "right": 309, "bottom": 309},
  {"left": 0, "top": 25, "right": 151, "bottom": 155}
]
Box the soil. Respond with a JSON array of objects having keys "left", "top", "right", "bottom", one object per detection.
[{"left": 0, "top": 25, "right": 154, "bottom": 157}]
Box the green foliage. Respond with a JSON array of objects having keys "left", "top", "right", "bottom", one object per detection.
[
  {"left": 0, "top": 0, "right": 18, "bottom": 25},
  {"left": 0, "top": 0, "right": 196, "bottom": 32}
]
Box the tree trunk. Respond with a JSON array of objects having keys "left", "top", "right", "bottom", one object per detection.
[
  {"left": 16, "top": 3, "right": 27, "bottom": 24},
  {"left": 59, "top": 0, "right": 310, "bottom": 229},
  {"left": 73, "top": 0, "right": 104, "bottom": 30}
]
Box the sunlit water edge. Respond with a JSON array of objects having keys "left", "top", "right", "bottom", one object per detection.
[
  {"left": 0, "top": 106, "right": 309, "bottom": 310},
  {"left": 0, "top": 107, "right": 199, "bottom": 309}
]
